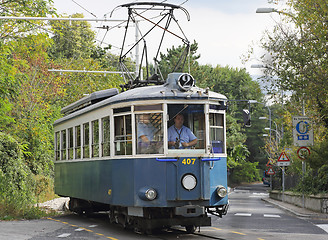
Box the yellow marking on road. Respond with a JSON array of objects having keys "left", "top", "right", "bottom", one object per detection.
[
  {"left": 106, "top": 237, "right": 118, "bottom": 240},
  {"left": 257, "top": 238, "right": 265, "bottom": 240},
  {"left": 230, "top": 231, "right": 247, "bottom": 235},
  {"left": 47, "top": 217, "right": 119, "bottom": 240},
  {"left": 211, "top": 227, "right": 223, "bottom": 231}
]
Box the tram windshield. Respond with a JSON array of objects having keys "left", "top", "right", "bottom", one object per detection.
[{"left": 168, "top": 104, "right": 205, "bottom": 151}]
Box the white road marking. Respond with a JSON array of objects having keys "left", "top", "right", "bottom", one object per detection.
[
  {"left": 264, "top": 214, "right": 281, "bottom": 218},
  {"left": 75, "top": 228, "right": 85, "bottom": 232},
  {"left": 316, "top": 224, "right": 328, "bottom": 234},
  {"left": 57, "top": 233, "right": 71, "bottom": 238},
  {"left": 234, "top": 213, "right": 252, "bottom": 217},
  {"left": 88, "top": 225, "right": 98, "bottom": 228}
]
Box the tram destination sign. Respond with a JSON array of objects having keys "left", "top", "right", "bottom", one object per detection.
[{"left": 292, "top": 116, "right": 314, "bottom": 146}]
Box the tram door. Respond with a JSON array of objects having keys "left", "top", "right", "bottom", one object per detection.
[{"left": 167, "top": 104, "right": 209, "bottom": 201}]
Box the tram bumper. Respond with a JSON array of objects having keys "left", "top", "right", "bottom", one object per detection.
[
  {"left": 134, "top": 215, "right": 211, "bottom": 230},
  {"left": 175, "top": 205, "right": 205, "bottom": 217}
]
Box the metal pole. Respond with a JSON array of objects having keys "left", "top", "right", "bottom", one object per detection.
[
  {"left": 282, "top": 166, "right": 285, "bottom": 202},
  {"left": 135, "top": 21, "right": 140, "bottom": 80},
  {"left": 267, "top": 106, "right": 273, "bottom": 190},
  {"left": 0, "top": 16, "right": 126, "bottom": 22}
]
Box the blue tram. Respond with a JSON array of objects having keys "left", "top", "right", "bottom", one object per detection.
[{"left": 54, "top": 73, "right": 228, "bottom": 233}]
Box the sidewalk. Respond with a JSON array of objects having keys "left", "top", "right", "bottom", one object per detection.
[{"left": 262, "top": 197, "right": 328, "bottom": 219}]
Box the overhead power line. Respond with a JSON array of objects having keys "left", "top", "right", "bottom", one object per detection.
[{"left": 0, "top": 16, "right": 125, "bottom": 22}]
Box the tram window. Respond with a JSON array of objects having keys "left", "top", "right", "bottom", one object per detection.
[
  {"left": 68, "top": 128, "right": 73, "bottom": 160},
  {"left": 92, "top": 120, "right": 99, "bottom": 158},
  {"left": 136, "top": 113, "right": 164, "bottom": 154},
  {"left": 101, "top": 116, "right": 110, "bottom": 157},
  {"left": 114, "top": 115, "right": 132, "bottom": 155},
  {"left": 113, "top": 106, "right": 131, "bottom": 114},
  {"left": 134, "top": 104, "right": 162, "bottom": 111},
  {"left": 167, "top": 104, "right": 204, "bottom": 150},
  {"left": 83, "top": 123, "right": 90, "bottom": 158},
  {"left": 55, "top": 132, "right": 60, "bottom": 161},
  {"left": 209, "top": 113, "right": 224, "bottom": 153},
  {"left": 61, "top": 130, "right": 66, "bottom": 160},
  {"left": 75, "top": 125, "right": 81, "bottom": 159}
]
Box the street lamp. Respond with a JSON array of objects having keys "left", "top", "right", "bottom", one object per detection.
[{"left": 256, "top": 8, "right": 276, "bottom": 14}]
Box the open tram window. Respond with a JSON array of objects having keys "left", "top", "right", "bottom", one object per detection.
[
  {"left": 114, "top": 114, "right": 132, "bottom": 155},
  {"left": 209, "top": 113, "right": 225, "bottom": 153},
  {"left": 83, "top": 123, "right": 90, "bottom": 158},
  {"left": 92, "top": 120, "right": 99, "bottom": 157},
  {"left": 135, "top": 113, "right": 163, "bottom": 154},
  {"left": 75, "top": 125, "right": 81, "bottom": 159},
  {"left": 55, "top": 132, "right": 60, "bottom": 161},
  {"left": 101, "top": 116, "right": 110, "bottom": 157},
  {"left": 61, "top": 130, "right": 66, "bottom": 160},
  {"left": 68, "top": 128, "right": 73, "bottom": 160},
  {"left": 167, "top": 104, "right": 205, "bottom": 150}
]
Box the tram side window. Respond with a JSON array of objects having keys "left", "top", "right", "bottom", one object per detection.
[
  {"left": 75, "top": 125, "right": 81, "bottom": 159},
  {"left": 101, "top": 116, "right": 110, "bottom": 157},
  {"left": 55, "top": 132, "right": 60, "bottom": 161},
  {"left": 61, "top": 130, "right": 66, "bottom": 160},
  {"left": 114, "top": 115, "right": 132, "bottom": 155},
  {"left": 92, "top": 120, "right": 99, "bottom": 157},
  {"left": 136, "top": 113, "right": 164, "bottom": 154},
  {"left": 83, "top": 123, "right": 90, "bottom": 158},
  {"left": 209, "top": 113, "right": 224, "bottom": 153},
  {"left": 67, "top": 128, "right": 73, "bottom": 160}
]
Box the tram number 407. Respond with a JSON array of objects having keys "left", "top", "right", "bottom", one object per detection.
[{"left": 181, "top": 158, "right": 196, "bottom": 165}]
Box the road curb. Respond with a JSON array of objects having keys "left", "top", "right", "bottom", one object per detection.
[{"left": 261, "top": 197, "right": 328, "bottom": 219}]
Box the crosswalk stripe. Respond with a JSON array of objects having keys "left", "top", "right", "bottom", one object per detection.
[
  {"left": 316, "top": 224, "right": 328, "bottom": 233},
  {"left": 234, "top": 213, "right": 252, "bottom": 217},
  {"left": 57, "top": 233, "right": 71, "bottom": 238},
  {"left": 75, "top": 228, "right": 85, "bottom": 232},
  {"left": 263, "top": 214, "right": 280, "bottom": 218}
]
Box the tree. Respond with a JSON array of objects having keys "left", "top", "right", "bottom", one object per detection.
[
  {"left": 158, "top": 41, "right": 200, "bottom": 80},
  {"left": 0, "top": 0, "right": 56, "bottom": 40},
  {"left": 258, "top": 0, "right": 328, "bottom": 129},
  {"left": 49, "top": 13, "right": 97, "bottom": 59}
]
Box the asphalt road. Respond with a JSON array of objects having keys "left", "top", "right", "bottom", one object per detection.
[{"left": 1, "top": 183, "right": 327, "bottom": 240}]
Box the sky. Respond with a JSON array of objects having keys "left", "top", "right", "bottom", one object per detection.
[{"left": 52, "top": 0, "right": 283, "bottom": 75}]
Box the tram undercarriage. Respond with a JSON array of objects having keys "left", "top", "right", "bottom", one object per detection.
[{"left": 68, "top": 198, "right": 229, "bottom": 234}]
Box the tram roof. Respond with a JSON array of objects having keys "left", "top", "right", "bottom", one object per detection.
[{"left": 54, "top": 73, "right": 227, "bottom": 126}]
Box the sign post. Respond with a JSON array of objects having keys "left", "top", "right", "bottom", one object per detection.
[
  {"left": 277, "top": 151, "right": 290, "bottom": 202},
  {"left": 293, "top": 116, "right": 313, "bottom": 208}
]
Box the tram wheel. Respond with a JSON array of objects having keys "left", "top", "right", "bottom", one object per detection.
[{"left": 185, "top": 225, "right": 196, "bottom": 233}]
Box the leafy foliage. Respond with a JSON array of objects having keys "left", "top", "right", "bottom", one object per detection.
[{"left": 0, "top": 132, "right": 35, "bottom": 219}]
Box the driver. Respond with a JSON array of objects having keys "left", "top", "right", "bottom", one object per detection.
[{"left": 168, "top": 114, "right": 197, "bottom": 149}]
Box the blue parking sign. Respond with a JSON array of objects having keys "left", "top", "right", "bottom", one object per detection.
[{"left": 293, "top": 117, "right": 313, "bottom": 146}]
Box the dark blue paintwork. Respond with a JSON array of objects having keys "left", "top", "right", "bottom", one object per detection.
[{"left": 55, "top": 156, "right": 228, "bottom": 208}]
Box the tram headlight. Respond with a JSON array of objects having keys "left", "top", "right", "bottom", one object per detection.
[
  {"left": 181, "top": 174, "right": 197, "bottom": 191},
  {"left": 216, "top": 185, "right": 227, "bottom": 198},
  {"left": 145, "top": 188, "right": 157, "bottom": 200}
]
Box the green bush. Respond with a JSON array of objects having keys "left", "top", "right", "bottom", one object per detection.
[{"left": 0, "top": 132, "right": 37, "bottom": 219}]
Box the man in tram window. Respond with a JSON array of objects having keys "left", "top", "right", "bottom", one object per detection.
[
  {"left": 168, "top": 113, "right": 197, "bottom": 149},
  {"left": 137, "top": 114, "right": 156, "bottom": 142},
  {"left": 137, "top": 114, "right": 158, "bottom": 153}
]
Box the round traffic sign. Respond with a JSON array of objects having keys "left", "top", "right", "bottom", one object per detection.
[{"left": 297, "top": 146, "right": 310, "bottom": 160}]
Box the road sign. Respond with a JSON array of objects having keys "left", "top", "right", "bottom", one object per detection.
[
  {"left": 266, "top": 167, "right": 275, "bottom": 175},
  {"left": 293, "top": 116, "right": 314, "bottom": 146},
  {"left": 277, "top": 151, "right": 291, "bottom": 166},
  {"left": 266, "top": 158, "right": 275, "bottom": 167},
  {"left": 297, "top": 146, "right": 311, "bottom": 160}
]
